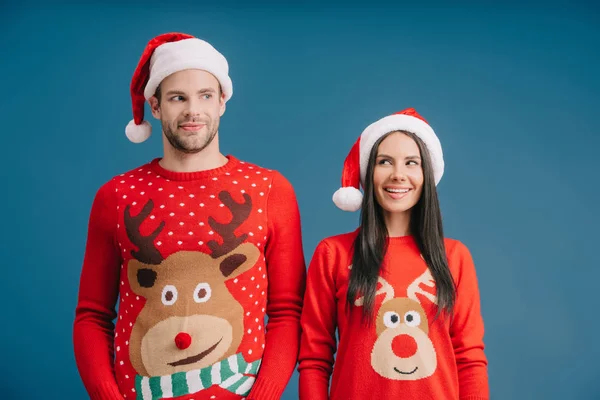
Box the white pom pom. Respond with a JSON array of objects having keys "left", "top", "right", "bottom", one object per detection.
[
  {"left": 125, "top": 120, "right": 152, "bottom": 143},
  {"left": 332, "top": 187, "right": 363, "bottom": 212}
]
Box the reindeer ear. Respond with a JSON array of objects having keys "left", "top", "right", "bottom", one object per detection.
[
  {"left": 218, "top": 242, "right": 260, "bottom": 279},
  {"left": 127, "top": 259, "right": 158, "bottom": 296}
]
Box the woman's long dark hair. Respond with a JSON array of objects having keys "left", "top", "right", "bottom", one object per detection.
[{"left": 346, "top": 130, "right": 455, "bottom": 321}]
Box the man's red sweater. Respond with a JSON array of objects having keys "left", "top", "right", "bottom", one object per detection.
[{"left": 74, "top": 156, "right": 306, "bottom": 400}]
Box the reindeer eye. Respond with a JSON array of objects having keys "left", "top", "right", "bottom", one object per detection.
[
  {"left": 161, "top": 285, "right": 178, "bottom": 306},
  {"left": 404, "top": 311, "right": 421, "bottom": 327},
  {"left": 194, "top": 283, "right": 212, "bottom": 303},
  {"left": 383, "top": 311, "right": 401, "bottom": 328}
]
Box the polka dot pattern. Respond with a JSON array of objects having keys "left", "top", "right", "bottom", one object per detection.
[{"left": 111, "top": 157, "right": 273, "bottom": 398}]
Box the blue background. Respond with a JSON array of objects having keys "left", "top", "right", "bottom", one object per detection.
[{"left": 2, "top": 0, "right": 599, "bottom": 398}]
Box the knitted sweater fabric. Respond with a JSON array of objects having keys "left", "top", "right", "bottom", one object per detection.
[
  {"left": 74, "top": 156, "right": 306, "bottom": 400},
  {"left": 298, "top": 231, "right": 489, "bottom": 400}
]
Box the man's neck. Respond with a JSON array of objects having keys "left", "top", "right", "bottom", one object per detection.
[{"left": 159, "top": 136, "right": 228, "bottom": 173}]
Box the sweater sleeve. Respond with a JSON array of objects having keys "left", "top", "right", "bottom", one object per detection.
[
  {"left": 247, "top": 171, "right": 307, "bottom": 400},
  {"left": 449, "top": 242, "right": 490, "bottom": 400},
  {"left": 73, "top": 180, "right": 123, "bottom": 400},
  {"left": 298, "top": 240, "right": 337, "bottom": 400}
]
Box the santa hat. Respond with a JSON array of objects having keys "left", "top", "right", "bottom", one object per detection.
[
  {"left": 332, "top": 107, "right": 444, "bottom": 212},
  {"left": 125, "top": 32, "right": 233, "bottom": 143}
]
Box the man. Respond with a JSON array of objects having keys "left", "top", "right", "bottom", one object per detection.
[{"left": 73, "top": 32, "right": 306, "bottom": 400}]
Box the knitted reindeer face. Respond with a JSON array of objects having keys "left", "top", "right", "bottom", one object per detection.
[
  {"left": 124, "top": 191, "right": 259, "bottom": 377},
  {"left": 354, "top": 268, "right": 438, "bottom": 380}
]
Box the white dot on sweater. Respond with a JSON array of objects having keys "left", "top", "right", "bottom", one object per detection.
[
  {"left": 249, "top": 294, "right": 253, "bottom": 298},
  {"left": 120, "top": 180, "right": 125, "bottom": 183},
  {"left": 251, "top": 276, "right": 255, "bottom": 281},
  {"left": 132, "top": 201, "right": 137, "bottom": 206},
  {"left": 125, "top": 375, "right": 129, "bottom": 379},
  {"left": 178, "top": 186, "right": 184, "bottom": 190},
  {"left": 150, "top": 215, "right": 155, "bottom": 220},
  {"left": 257, "top": 243, "right": 261, "bottom": 247},
  {"left": 169, "top": 194, "right": 174, "bottom": 198},
  {"left": 256, "top": 171, "right": 261, "bottom": 174},
  {"left": 254, "top": 337, "right": 258, "bottom": 342},
  {"left": 160, "top": 205, "right": 165, "bottom": 209},
  {"left": 210, "top": 195, "right": 216, "bottom": 199},
  {"left": 262, "top": 344, "right": 265, "bottom": 349},
  {"left": 170, "top": 213, "right": 175, "bottom": 217},
  {"left": 219, "top": 204, "right": 224, "bottom": 208},
  {"left": 209, "top": 231, "right": 214, "bottom": 235},
  {"left": 200, "top": 203, "right": 205, "bottom": 207},
  {"left": 269, "top": 184, "right": 272, "bottom": 188},
  {"left": 120, "top": 361, "right": 124, "bottom": 365},
  {"left": 120, "top": 316, "right": 122, "bottom": 320},
  {"left": 212, "top": 177, "right": 218, "bottom": 181},
  {"left": 188, "top": 232, "right": 193, "bottom": 235},
  {"left": 233, "top": 181, "right": 238, "bottom": 185},
  {"left": 248, "top": 349, "right": 253, "bottom": 355},
  {"left": 130, "top": 185, "right": 135, "bottom": 189},
  {"left": 259, "top": 192, "right": 264, "bottom": 196},
  {"left": 226, "top": 172, "right": 231, "bottom": 176},
  {"left": 246, "top": 311, "right": 251, "bottom": 316},
  {"left": 199, "top": 222, "right": 205, "bottom": 226},
  {"left": 116, "top": 333, "right": 119, "bottom": 338},
  {"left": 200, "top": 185, "right": 206, "bottom": 189},
  {"left": 261, "top": 308, "right": 265, "bottom": 312},
  {"left": 179, "top": 222, "right": 184, "bottom": 226},
  {"left": 258, "top": 209, "right": 263, "bottom": 213},
  {"left": 138, "top": 178, "right": 143, "bottom": 181},
  {"left": 263, "top": 274, "right": 266, "bottom": 279},
  {"left": 189, "top": 194, "right": 195, "bottom": 198},
  {"left": 241, "top": 190, "right": 245, "bottom": 194},
  {"left": 251, "top": 184, "right": 256, "bottom": 187},
  {"left": 159, "top": 188, "right": 163, "bottom": 191},
  {"left": 198, "top": 241, "right": 204, "bottom": 245},
  {"left": 255, "top": 318, "right": 259, "bottom": 323},
  {"left": 234, "top": 278, "right": 238, "bottom": 283},
  {"left": 257, "top": 285, "right": 260, "bottom": 289},
  {"left": 135, "top": 297, "right": 139, "bottom": 301},
  {"left": 211, "top": 396, "right": 216, "bottom": 399},
  {"left": 132, "top": 388, "right": 135, "bottom": 393},
  {"left": 126, "top": 340, "right": 129, "bottom": 345},
  {"left": 248, "top": 166, "right": 253, "bottom": 169},
  {"left": 258, "top": 226, "right": 263, "bottom": 230},
  {"left": 117, "top": 346, "right": 120, "bottom": 351},
  {"left": 258, "top": 325, "right": 262, "bottom": 331},
  {"left": 261, "top": 291, "right": 264, "bottom": 295},
  {"left": 242, "top": 287, "right": 246, "bottom": 291},
  {"left": 121, "top": 281, "right": 124, "bottom": 285},
  {"left": 179, "top": 203, "right": 185, "bottom": 207},
  {"left": 264, "top": 177, "right": 268, "bottom": 181},
  {"left": 122, "top": 195, "right": 127, "bottom": 199},
  {"left": 157, "top": 241, "right": 162, "bottom": 246},
  {"left": 189, "top": 212, "right": 195, "bottom": 216},
  {"left": 247, "top": 329, "right": 252, "bottom": 334},
  {"left": 168, "top": 232, "right": 173, "bottom": 236},
  {"left": 148, "top": 182, "right": 152, "bottom": 186},
  {"left": 177, "top": 241, "right": 183, "bottom": 245},
  {"left": 126, "top": 292, "right": 129, "bottom": 296},
  {"left": 255, "top": 301, "right": 259, "bottom": 305},
  {"left": 129, "top": 175, "right": 134, "bottom": 178},
  {"left": 238, "top": 169, "right": 243, "bottom": 172}
]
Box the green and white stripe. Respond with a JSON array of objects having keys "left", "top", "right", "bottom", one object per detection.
[{"left": 135, "top": 354, "right": 261, "bottom": 400}]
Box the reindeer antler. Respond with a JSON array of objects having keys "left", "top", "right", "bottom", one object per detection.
[
  {"left": 349, "top": 265, "right": 395, "bottom": 306},
  {"left": 124, "top": 200, "right": 165, "bottom": 265},
  {"left": 207, "top": 191, "right": 252, "bottom": 258},
  {"left": 407, "top": 269, "right": 438, "bottom": 305}
]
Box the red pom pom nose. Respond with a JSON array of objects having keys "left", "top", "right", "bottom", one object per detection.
[{"left": 175, "top": 332, "right": 192, "bottom": 350}]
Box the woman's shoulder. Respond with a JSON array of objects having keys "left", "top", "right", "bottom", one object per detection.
[{"left": 317, "top": 229, "right": 359, "bottom": 252}]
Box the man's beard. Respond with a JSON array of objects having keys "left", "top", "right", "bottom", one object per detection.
[{"left": 162, "top": 116, "right": 220, "bottom": 154}]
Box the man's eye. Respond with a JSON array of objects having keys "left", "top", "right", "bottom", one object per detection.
[
  {"left": 203, "top": 94, "right": 212, "bottom": 100},
  {"left": 170, "top": 96, "right": 184, "bottom": 101}
]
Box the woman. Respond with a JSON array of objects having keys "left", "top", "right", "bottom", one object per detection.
[{"left": 298, "top": 108, "right": 489, "bottom": 400}]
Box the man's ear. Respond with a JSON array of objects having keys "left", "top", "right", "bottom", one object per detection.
[
  {"left": 219, "top": 93, "right": 226, "bottom": 117},
  {"left": 149, "top": 96, "right": 161, "bottom": 119}
]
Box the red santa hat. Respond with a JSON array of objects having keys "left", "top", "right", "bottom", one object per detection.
[
  {"left": 332, "top": 107, "right": 444, "bottom": 212},
  {"left": 125, "top": 32, "right": 233, "bottom": 143}
]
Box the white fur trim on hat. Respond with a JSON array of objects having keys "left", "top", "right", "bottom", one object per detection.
[
  {"left": 126, "top": 120, "right": 152, "bottom": 143},
  {"left": 143, "top": 38, "right": 233, "bottom": 102},
  {"left": 333, "top": 187, "right": 363, "bottom": 212},
  {"left": 359, "top": 114, "right": 445, "bottom": 185}
]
